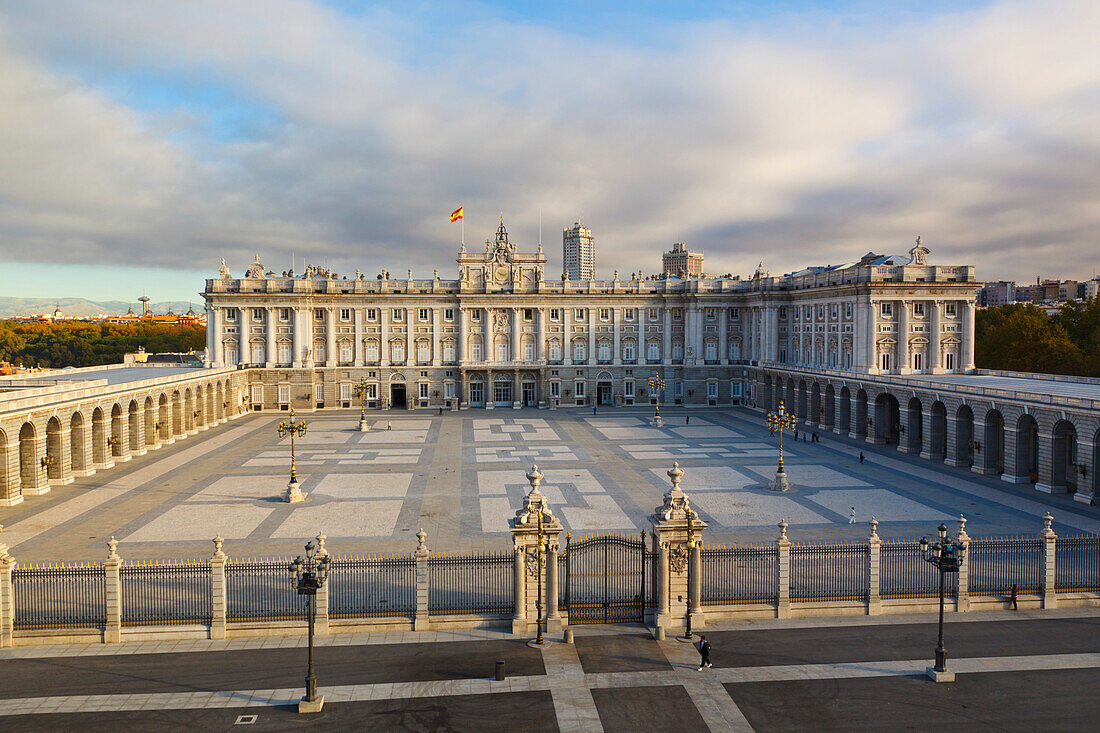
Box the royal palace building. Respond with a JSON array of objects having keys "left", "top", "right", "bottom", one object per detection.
[{"left": 202, "top": 222, "right": 979, "bottom": 412}]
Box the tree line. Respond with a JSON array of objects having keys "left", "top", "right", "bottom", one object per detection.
[
  {"left": 0, "top": 321, "right": 205, "bottom": 369},
  {"left": 975, "top": 299, "right": 1100, "bottom": 377}
]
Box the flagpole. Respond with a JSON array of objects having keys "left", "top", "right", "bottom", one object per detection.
[{"left": 461, "top": 216, "right": 464, "bottom": 247}]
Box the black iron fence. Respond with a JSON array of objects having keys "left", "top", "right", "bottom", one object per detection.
[
  {"left": 12, "top": 562, "right": 105, "bottom": 631},
  {"left": 701, "top": 544, "right": 778, "bottom": 605},
  {"left": 791, "top": 542, "right": 869, "bottom": 601},
  {"left": 880, "top": 541, "right": 942, "bottom": 599},
  {"left": 429, "top": 552, "right": 513, "bottom": 615},
  {"left": 330, "top": 554, "right": 417, "bottom": 619},
  {"left": 226, "top": 557, "right": 306, "bottom": 622},
  {"left": 1055, "top": 535, "right": 1100, "bottom": 592},
  {"left": 968, "top": 537, "right": 1043, "bottom": 596},
  {"left": 121, "top": 560, "right": 212, "bottom": 626}
]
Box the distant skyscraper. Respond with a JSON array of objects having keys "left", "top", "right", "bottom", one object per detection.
[
  {"left": 663, "top": 242, "right": 704, "bottom": 277},
  {"left": 563, "top": 221, "right": 595, "bottom": 281}
]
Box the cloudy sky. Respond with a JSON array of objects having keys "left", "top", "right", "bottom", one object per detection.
[{"left": 1, "top": 0, "right": 1097, "bottom": 303}]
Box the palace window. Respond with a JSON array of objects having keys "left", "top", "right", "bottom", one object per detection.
[
  {"left": 729, "top": 308, "right": 739, "bottom": 320},
  {"left": 443, "top": 342, "right": 455, "bottom": 362},
  {"left": 524, "top": 308, "right": 534, "bottom": 321},
  {"left": 880, "top": 302, "right": 893, "bottom": 317},
  {"left": 278, "top": 385, "right": 290, "bottom": 404},
  {"left": 340, "top": 308, "right": 351, "bottom": 321},
  {"left": 707, "top": 382, "right": 718, "bottom": 399},
  {"left": 845, "top": 303, "right": 852, "bottom": 319},
  {"left": 315, "top": 309, "right": 324, "bottom": 321},
  {"left": 573, "top": 342, "right": 586, "bottom": 362},
  {"left": 623, "top": 342, "right": 635, "bottom": 361},
  {"left": 549, "top": 341, "right": 562, "bottom": 361},
  {"left": 945, "top": 303, "right": 957, "bottom": 316},
  {"left": 624, "top": 381, "right": 634, "bottom": 398},
  {"left": 672, "top": 342, "right": 683, "bottom": 360},
  {"left": 471, "top": 342, "right": 483, "bottom": 361},
  {"left": 945, "top": 352, "right": 955, "bottom": 370},
  {"left": 912, "top": 352, "right": 923, "bottom": 371},
  {"left": 575, "top": 308, "right": 586, "bottom": 320},
  {"left": 392, "top": 308, "right": 403, "bottom": 321},
  {"left": 704, "top": 342, "right": 717, "bottom": 361},
  {"left": 225, "top": 308, "right": 237, "bottom": 321},
  {"left": 913, "top": 302, "right": 925, "bottom": 316},
  {"left": 419, "top": 308, "right": 430, "bottom": 321},
  {"left": 444, "top": 308, "right": 454, "bottom": 320},
  {"left": 550, "top": 308, "right": 561, "bottom": 320},
  {"left": 672, "top": 308, "right": 682, "bottom": 319},
  {"left": 419, "top": 383, "right": 429, "bottom": 399},
  {"left": 648, "top": 308, "right": 658, "bottom": 321},
  {"left": 523, "top": 342, "right": 534, "bottom": 361},
  {"left": 624, "top": 308, "right": 636, "bottom": 320},
  {"left": 277, "top": 342, "right": 291, "bottom": 364},
  {"left": 417, "top": 342, "right": 430, "bottom": 363},
  {"left": 647, "top": 341, "right": 660, "bottom": 361},
  {"left": 390, "top": 342, "right": 405, "bottom": 363},
  {"left": 338, "top": 341, "right": 352, "bottom": 363},
  {"left": 365, "top": 308, "right": 378, "bottom": 320},
  {"left": 471, "top": 310, "right": 481, "bottom": 321},
  {"left": 444, "top": 382, "right": 455, "bottom": 399},
  {"left": 279, "top": 308, "right": 290, "bottom": 321},
  {"left": 340, "top": 383, "right": 353, "bottom": 401},
  {"left": 597, "top": 342, "right": 611, "bottom": 362},
  {"left": 496, "top": 343, "right": 509, "bottom": 362},
  {"left": 831, "top": 304, "right": 838, "bottom": 319},
  {"left": 705, "top": 307, "right": 716, "bottom": 321},
  {"left": 252, "top": 308, "right": 264, "bottom": 321},
  {"left": 574, "top": 381, "right": 585, "bottom": 400},
  {"left": 880, "top": 352, "right": 891, "bottom": 371},
  {"left": 365, "top": 342, "right": 379, "bottom": 363},
  {"left": 600, "top": 308, "right": 611, "bottom": 321},
  {"left": 550, "top": 381, "right": 560, "bottom": 398}
]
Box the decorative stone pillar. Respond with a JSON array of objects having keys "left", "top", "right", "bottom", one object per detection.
[
  {"left": 54, "top": 422, "right": 75, "bottom": 486},
  {"left": 0, "top": 543, "right": 14, "bottom": 648},
  {"left": 104, "top": 537, "right": 122, "bottom": 643},
  {"left": 414, "top": 529, "right": 431, "bottom": 631},
  {"left": 210, "top": 535, "right": 227, "bottom": 640},
  {"left": 897, "top": 300, "right": 910, "bottom": 374},
  {"left": 1073, "top": 437, "right": 1094, "bottom": 505},
  {"left": 266, "top": 307, "right": 276, "bottom": 368},
  {"left": 650, "top": 462, "right": 707, "bottom": 632},
  {"left": 777, "top": 519, "right": 791, "bottom": 618},
  {"left": 929, "top": 301, "right": 942, "bottom": 373},
  {"left": 867, "top": 517, "right": 881, "bottom": 615},
  {"left": 1041, "top": 513, "right": 1057, "bottom": 609},
  {"left": 313, "top": 532, "right": 329, "bottom": 635},
  {"left": 509, "top": 465, "right": 563, "bottom": 635},
  {"left": 955, "top": 515, "right": 970, "bottom": 613}
]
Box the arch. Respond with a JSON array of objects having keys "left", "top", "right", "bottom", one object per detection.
[
  {"left": 797, "top": 380, "right": 808, "bottom": 421},
  {"left": 824, "top": 384, "right": 836, "bottom": 429},
  {"left": 215, "top": 383, "right": 224, "bottom": 421},
  {"left": 810, "top": 382, "right": 822, "bottom": 425},
  {"left": 785, "top": 379, "right": 796, "bottom": 414},
  {"left": 838, "top": 386, "right": 851, "bottom": 434},
  {"left": 1093, "top": 427, "right": 1100, "bottom": 499},
  {"left": 389, "top": 372, "right": 407, "bottom": 383},
  {"left": 854, "top": 389, "right": 868, "bottom": 439},
  {"left": 19, "top": 421, "right": 39, "bottom": 494},
  {"left": 109, "top": 402, "right": 124, "bottom": 457},
  {"left": 45, "top": 416, "right": 63, "bottom": 481},
  {"left": 929, "top": 401, "right": 947, "bottom": 461},
  {"left": 171, "top": 390, "right": 183, "bottom": 437},
  {"left": 1014, "top": 414, "right": 1039, "bottom": 483},
  {"left": 981, "top": 410, "right": 1005, "bottom": 475},
  {"left": 0, "top": 427, "right": 13, "bottom": 504},
  {"left": 91, "top": 406, "right": 108, "bottom": 465},
  {"left": 874, "top": 393, "right": 900, "bottom": 445},
  {"left": 144, "top": 396, "right": 156, "bottom": 446},
  {"left": 1048, "top": 419, "right": 1078, "bottom": 492},
  {"left": 70, "top": 411, "right": 87, "bottom": 474},
  {"left": 955, "top": 404, "right": 975, "bottom": 468},
  {"left": 184, "top": 387, "right": 194, "bottom": 432},
  {"left": 905, "top": 397, "right": 923, "bottom": 454},
  {"left": 158, "top": 393, "right": 170, "bottom": 442},
  {"left": 194, "top": 385, "right": 205, "bottom": 428},
  {"left": 128, "top": 400, "right": 142, "bottom": 452}
]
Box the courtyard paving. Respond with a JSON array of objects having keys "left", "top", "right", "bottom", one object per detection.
[{"left": 1, "top": 407, "right": 1098, "bottom": 562}]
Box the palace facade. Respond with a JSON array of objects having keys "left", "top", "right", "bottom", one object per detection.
[{"left": 202, "top": 223, "right": 979, "bottom": 411}]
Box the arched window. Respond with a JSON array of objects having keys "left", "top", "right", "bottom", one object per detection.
[{"left": 523, "top": 341, "right": 534, "bottom": 361}]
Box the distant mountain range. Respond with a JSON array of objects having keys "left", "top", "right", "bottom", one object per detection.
[{"left": 0, "top": 297, "right": 203, "bottom": 318}]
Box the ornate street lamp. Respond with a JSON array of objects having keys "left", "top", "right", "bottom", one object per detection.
[
  {"left": 766, "top": 400, "right": 797, "bottom": 491},
  {"left": 648, "top": 374, "right": 665, "bottom": 427},
  {"left": 352, "top": 377, "right": 371, "bottom": 432},
  {"left": 289, "top": 540, "right": 330, "bottom": 712},
  {"left": 278, "top": 408, "right": 308, "bottom": 502},
  {"left": 919, "top": 523, "right": 966, "bottom": 682},
  {"left": 681, "top": 506, "right": 696, "bottom": 641}
]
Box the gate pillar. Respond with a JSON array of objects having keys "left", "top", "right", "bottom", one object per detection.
[
  {"left": 650, "top": 462, "right": 707, "bottom": 632},
  {"left": 509, "top": 465, "right": 564, "bottom": 635}
]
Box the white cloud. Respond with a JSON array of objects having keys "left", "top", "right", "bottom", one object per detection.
[{"left": 0, "top": 0, "right": 1097, "bottom": 284}]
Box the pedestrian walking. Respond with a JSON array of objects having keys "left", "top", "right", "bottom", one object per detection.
[
  {"left": 1010, "top": 583, "right": 1019, "bottom": 610},
  {"left": 386, "top": 420, "right": 392, "bottom": 431},
  {"left": 593, "top": 406, "right": 597, "bottom": 416},
  {"left": 859, "top": 451, "right": 865, "bottom": 464},
  {"left": 696, "top": 635, "right": 712, "bottom": 671},
  {"left": 686, "top": 415, "right": 690, "bottom": 425},
  {"left": 438, "top": 406, "right": 443, "bottom": 415},
  {"left": 848, "top": 506, "right": 856, "bottom": 524}
]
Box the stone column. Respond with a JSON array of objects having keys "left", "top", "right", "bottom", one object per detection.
[
  {"left": 662, "top": 307, "right": 672, "bottom": 365},
  {"left": 104, "top": 537, "right": 122, "bottom": 643},
  {"left": 897, "top": 300, "right": 910, "bottom": 374},
  {"left": 650, "top": 463, "right": 707, "bottom": 632},
  {"left": 457, "top": 307, "right": 467, "bottom": 362},
  {"left": 746, "top": 308, "right": 756, "bottom": 362},
  {"left": 535, "top": 308, "right": 545, "bottom": 361},
  {"left": 777, "top": 520, "right": 791, "bottom": 618},
  {"left": 414, "top": 529, "right": 431, "bottom": 631},
  {"left": 292, "top": 306, "right": 303, "bottom": 368},
  {"left": 238, "top": 307, "right": 250, "bottom": 367},
  {"left": 210, "top": 535, "right": 227, "bottom": 640},
  {"left": 612, "top": 308, "right": 621, "bottom": 365},
  {"left": 54, "top": 422, "right": 75, "bottom": 486},
  {"left": 767, "top": 305, "right": 780, "bottom": 363},
  {"left": 587, "top": 309, "right": 595, "bottom": 366},
  {"left": 265, "top": 307, "right": 276, "bottom": 367},
  {"left": 867, "top": 518, "right": 881, "bottom": 615},
  {"left": 380, "top": 307, "right": 390, "bottom": 367},
  {"left": 960, "top": 301, "right": 976, "bottom": 372},
  {"left": 353, "top": 308, "right": 364, "bottom": 366},
  {"left": 563, "top": 306, "right": 572, "bottom": 365},
  {"left": 718, "top": 306, "right": 728, "bottom": 365},
  {"left": 929, "top": 301, "right": 942, "bottom": 373},
  {"left": 955, "top": 516, "right": 970, "bottom": 613},
  {"left": 432, "top": 309, "right": 442, "bottom": 366},
  {"left": 1041, "top": 513, "right": 1057, "bottom": 609},
  {"left": 656, "top": 538, "right": 670, "bottom": 623},
  {"left": 509, "top": 465, "right": 564, "bottom": 635},
  {"left": 324, "top": 308, "right": 335, "bottom": 367},
  {"left": 511, "top": 308, "right": 520, "bottom": 363},
  {"left": 0, "top": 543, "right": 14, "bottom": 648},
  {"left": 944, "top": 411, "right": 962, "bottom": 467},
  {"left": 1073, "top": 436, "right": 1094, "bottom": 505},
  {"left": 483, "top": 307, "right": 492, "bottom": 362}
]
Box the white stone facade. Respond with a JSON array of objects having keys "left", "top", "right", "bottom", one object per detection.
[{"left": 202, "top": 227, "right": 979, "bottom": 411}]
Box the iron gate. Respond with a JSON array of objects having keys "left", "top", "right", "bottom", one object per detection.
[{"left": 565, "top": 532, "right": 647, "bottom": 624}]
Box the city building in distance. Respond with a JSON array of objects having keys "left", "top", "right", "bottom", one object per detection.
[
  {"left": 562, "top": 221, "right": 595, "bottom": 281},
  {"left": 663, "top": 241, "right": 704, "bottom": 277},
  {"left": 202, "top": 226, "right": 977, "bottom": 412}
]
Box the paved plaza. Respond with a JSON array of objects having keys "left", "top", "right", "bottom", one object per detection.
[
  {"left": 1, "top": 609, "right": 1099, "bottom": 730},
  {"left": 2, "top": 407, "right": 1099, "bottom": 561}
]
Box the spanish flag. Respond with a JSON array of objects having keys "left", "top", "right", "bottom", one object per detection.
[{"left": 450, "top": 206, "right": 464, "bottom": 222}]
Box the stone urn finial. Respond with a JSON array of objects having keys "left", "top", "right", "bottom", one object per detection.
[
  {"left": 1042, "top": 513, "right": 1055, "bottom": 538},
  {"left": 316, "top": 531, "right": 328, "bottom": 556},
  {"left": 667, "top": 461, "right": 684, "bottom": 492},
  {"left": 526, "top": 464, "right": 543, "bottom": 492},
  {"left": 107, "top": 536, "right": 119, "bottom": 560},
  {"left": 416, "top": 528, "right": 427, "bottom": 551},
  {"left": 778, "top": 519, "right": 788, "bottom": 540},
  {"left": 868, "top": 516, "right": 879, "bottom": 540},
  {"left": 212, "top": 534, "right": 225, "bottom": 559}
]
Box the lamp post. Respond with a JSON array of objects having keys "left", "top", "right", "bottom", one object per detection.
[
  {"left": 681, "top": 506, "right": 696, "bottom": 641},
  {"left": 278, "top": 408, "right": 308, "bottom": 502},
  {"left": 766, "top": 400, "right": 797, "bottom": 491},
  {"left": 919, "top": 523, "right": 966, "bottom": 682},
  {"left": 352, "top": 377, "right": 371, "bottom": 432},
  {"left": 648, "top": 375, "right": 665, "bottom": 427},
  {"left": 289, "top": 540, "right": 330, "bottom": 712}
]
